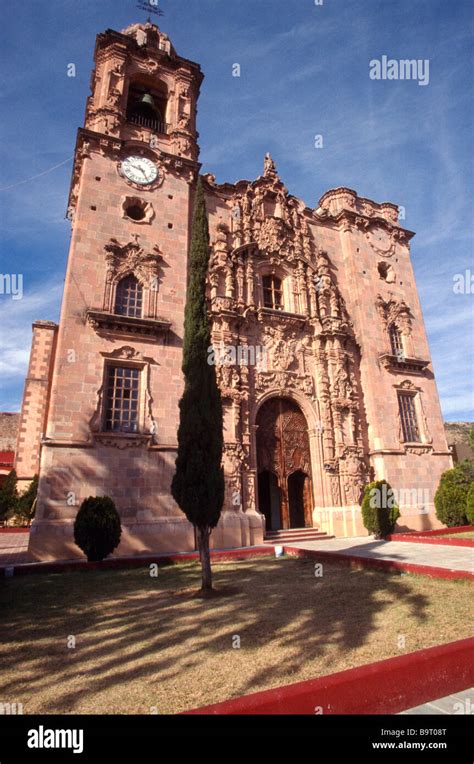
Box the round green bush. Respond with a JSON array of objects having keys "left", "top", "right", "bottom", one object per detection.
[
  {"left": 74, "top": 496, "right": 121, "bottom": 562},
  {"left": 465, "top": 483, "right": 474, "bottom": 525},
  {"left": 434, "top": 466, "right": 470, "bottom": 527},
  {"left": 361, "top": 479, "right": 400, "bottom": 539}
]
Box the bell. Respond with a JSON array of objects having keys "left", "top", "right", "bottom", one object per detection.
[{"left": 139, "top": 93, "right": 156, "bottom": 109}]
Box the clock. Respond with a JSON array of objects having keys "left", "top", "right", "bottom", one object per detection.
[{"left": 120, "top": 155, "right": 159, "bottom": 185}]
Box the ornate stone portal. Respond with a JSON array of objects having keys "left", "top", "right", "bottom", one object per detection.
[{"left": 207, "top": 157, "right": 370, "bottom": 536}]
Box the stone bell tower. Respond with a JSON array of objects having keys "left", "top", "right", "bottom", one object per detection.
[{"left": 26, "top": 22, "right": 209, "bottom": 560}]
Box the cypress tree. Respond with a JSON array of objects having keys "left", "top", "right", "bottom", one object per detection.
[
  {"left": 0, "top": 469, "right": 19, "bottom": 522},
  {"left": 171, "top": 177, "right": 224, "bottom": 593}
]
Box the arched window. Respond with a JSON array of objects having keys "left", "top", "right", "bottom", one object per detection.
[
  {"left": 114, "top": 275, "right": 143, "bottom": 318},
  {"left": 389, "top": 324, "right": 404, "bottom": 358},
  {"left": 262, "top": 275, "right": 283, "bottom": 310}
]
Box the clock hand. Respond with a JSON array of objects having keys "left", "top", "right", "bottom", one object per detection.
[
  {"left": 128, "top": 160, "right": 145, "bottom": 172},
  {"left": 131, "top": 164, "right": 147, "bottom": 179}
]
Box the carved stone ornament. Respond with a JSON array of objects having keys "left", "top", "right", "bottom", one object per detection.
[
  {"left": 339, "top": 446, "right": 367, "bottom": 505},
  {"left": 224, "top": 162, "right": 315, "bottom": 263},
  {"left": 93, "top": 433, "right": 152, "bottom": 449},
  {"left": 104, "top": 236, "right": 162, "bottom": 287},
  {"left": 375, "top": 294, "right": 413, "bottom": 335},
  {"left": 216, "top": 365, "right": 247, "bottom": 401},
  {"left": 404, "top": 445, "right": 433, "bottom": 455},
  {"left": 365, "top": 223, "right": 408, "bottom": 258},
  {"left": 110, "top": 345, "right": 142, "bottom": 360}
]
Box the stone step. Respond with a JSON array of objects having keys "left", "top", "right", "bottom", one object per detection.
[
  {"left": 265, "top": 528, "right": 323, "bottom": 538},
  {"left": 264, "top": 529, "right": 334, "bottom": 544}
]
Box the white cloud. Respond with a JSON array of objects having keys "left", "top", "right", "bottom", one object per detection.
[{"left": 0, "top": 279, "right": 63, "bottom": 385}]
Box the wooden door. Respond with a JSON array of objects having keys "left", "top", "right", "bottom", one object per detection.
[{"left": 256, "top": 398, "right": 313, "bottom": 529}]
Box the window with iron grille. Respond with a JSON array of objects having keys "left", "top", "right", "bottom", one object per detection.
[
  {"left": 398, "top": 392, "right": 421, "bottom": 442},
  {"left": 105, "top": 366, "right": 140, "bottom": 433},
  {"left": 115, "top": 275, "right": 143, "bottom": 318},
  {"left": 389, "top": 324, "right": 404, "bottom": 358},
  {"left": 262, "top": 275, "right": 283, "bottom": 310}
]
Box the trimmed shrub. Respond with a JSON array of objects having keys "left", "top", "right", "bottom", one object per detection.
[
  {"left": 15, "top": 475, "right": 38, "bottom": 525},
  {"left": 434, "top": 465, "right": 471, "bottom": 527},
  {"left": 465, "top": 483, "right": 474, "bottom": 525},
  {"left": 74, "top": 496, "right": 121, "bottom": 562},
  {"left": 361, "top": 479, "right": 400, "bottom": 539}
]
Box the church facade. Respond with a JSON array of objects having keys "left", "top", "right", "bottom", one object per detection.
[{"left": 15, "top": 22, "right": 452, "bottom": 561}]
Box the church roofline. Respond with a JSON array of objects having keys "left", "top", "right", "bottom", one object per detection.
[{"left": 201, "top": 166, "right": 415, "bottom": 236}]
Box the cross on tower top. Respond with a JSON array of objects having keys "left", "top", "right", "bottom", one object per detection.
[{"left": 136, "top": 0, "right": 165, "bottom": 19}]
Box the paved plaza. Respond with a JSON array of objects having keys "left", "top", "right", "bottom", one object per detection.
[{"left": 285, "top": 536, "right": 474, "bottom": 574}]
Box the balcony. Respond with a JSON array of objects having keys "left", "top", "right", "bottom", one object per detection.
[
  {"left": 379, "top": 353, "right": 430, "bottom": 375},
  {"left": 127, "top": 113, "right": 167, "bottom": 134},
  {"left": 86, "top": 310, "right": 171, "bottom": 339}
]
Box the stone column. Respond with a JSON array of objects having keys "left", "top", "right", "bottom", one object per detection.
[{"left": 15, "top": 321, "right": 58, "bottom": 487}]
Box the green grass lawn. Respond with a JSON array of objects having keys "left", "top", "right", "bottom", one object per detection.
[
  {"left": 1, "top": 556, "right": 472, "bottom": 714},
  {"left": 442, "top": 531, "right": 474, "bottom": 539}
]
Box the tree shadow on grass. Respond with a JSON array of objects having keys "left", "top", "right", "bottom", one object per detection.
[{"left": 0, "top": 553, "right": 449, "bottom": 713}]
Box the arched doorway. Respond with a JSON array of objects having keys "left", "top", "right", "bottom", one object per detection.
[
  {"left": 258, "top": 470, "right": 281, "bottom": 531},
  {"left": 256, "top": 398, "right": 313, "bottom": 531}
]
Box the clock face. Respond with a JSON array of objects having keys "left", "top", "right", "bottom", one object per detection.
[{"left": 121, "top": 156, "right": 158, "bottom": 185}]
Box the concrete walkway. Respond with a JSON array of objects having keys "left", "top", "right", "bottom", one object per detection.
[
  {"left": 400, "top": 687, "right": 474, "bottom": 714},
  {"left": 2, "top": 531, "right": 473, "bottom": 573},
  {"left": 286, "top": 536, "right": 474, "bottom": 573},
  {"left": 0, "top": 532, "right": 29, "bottom": 565}
]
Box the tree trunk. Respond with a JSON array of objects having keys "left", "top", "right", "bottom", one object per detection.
[{"left": 197, "top": 526, "right": 213, "bottom": 592}]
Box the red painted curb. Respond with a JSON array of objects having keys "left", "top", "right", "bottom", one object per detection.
[
  {"left": 0, "top": 546, "right": 275, "bottom": 576},
  {"left": 387, "top": 534, "right": 474, "bottom": 548},
  {"left": 283, "top": 545, "right": 474, "bottom": 581},
  {"left": 185, "top": 637, "right": 474, "bottom": 715},
  {"left": 0, "top": 528, "right": 30, "bottom": 534},
  {"left": 392, "top": 525, "right": 474, "bottom": 538},
  {"left": 388, "top": 526, "right": 474, "bottom": 547}
]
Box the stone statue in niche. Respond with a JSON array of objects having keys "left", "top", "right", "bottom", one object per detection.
[
  {"left": 333, "top": 362, "right": 352, "bottom": 400},
  {"left": 252, "top": 186, "right": 266, "bottom": 222},
  {"left": 316, "top": 248, "right": 331, "bottom": 277},
  {"left": 262, "top": 326, "right": 297, "bottom": 372},
  {"left": 106, "top": 87, "right": 122, "bottom": 108},
  {"left": 340, "top": 449, "right": 366, "bottom": 505}
]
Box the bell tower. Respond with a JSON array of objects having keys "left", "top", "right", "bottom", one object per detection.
[
  {"left": 27, "top": 22, "right": 205, "bottom": 560},
  {"left": 80, "top": 22, "right": 201, "bottom": 166}
]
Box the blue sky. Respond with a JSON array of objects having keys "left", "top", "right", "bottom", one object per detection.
[{"left": 0, "top": 0, "right": 473, "bottom": 420}]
